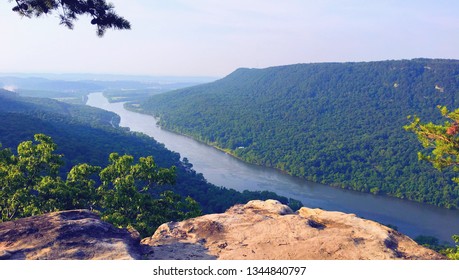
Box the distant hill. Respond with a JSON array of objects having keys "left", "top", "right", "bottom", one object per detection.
[
  {"left": 0, "top": 89, "right": 301, "bottom": 213},
  {"left": 0, "top": 76, "right": 207, "bottom": 104},
  {"left": 136, "top": 59, "right": 459, "bottom": 209}
]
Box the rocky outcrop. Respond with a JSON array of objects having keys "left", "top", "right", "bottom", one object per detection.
[
  {"left": 142, "top": 200, "right": 445, "bottom": 260},
  {"left": 0, "top": 200, "right": 446, "bottom": 260},
  {"left": 0, "top": 210, "right": 141, "bottom": 260}
]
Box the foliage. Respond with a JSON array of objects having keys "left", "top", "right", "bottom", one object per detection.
[
  {"left": 442, "top": 235, "right": 459, "bottom": 260},
  {"left": 9, "top": 0, "right": 130, "bottom": 36},
  {"left": 413, "top": 235, "right": 459, "bottom": 259},
  {"left": 0, "top": 134, "right": 201, "bottom": 237},
  {"left": 0, "top": 134, "right": 64, "bottom": 219},
  {"left": 97, "top": 152, "right": 180, "bottom": 235},
  {"left": 405, "top": 106, "right": 459, "bottom": 177},
  {"left": 405, "top": 107, "right": 459, "bottom": 259},
  {"left": 138, "top": 59, "right": 459, "bottom": 209}
]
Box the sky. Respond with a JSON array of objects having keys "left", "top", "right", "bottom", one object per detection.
[{"left": 1, "top": 0, "right": 459, "bottom": 77}]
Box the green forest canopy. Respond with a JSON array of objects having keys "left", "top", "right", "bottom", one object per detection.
[{"left": 135, "top": 59, "right": 459, "bottom": 209}]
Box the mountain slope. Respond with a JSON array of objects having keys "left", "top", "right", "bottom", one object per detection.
[{"left": 136, "top": 59, "right": 459, "bottom": 209}]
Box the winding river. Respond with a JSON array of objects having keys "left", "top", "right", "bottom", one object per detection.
[{"left": 87, "top": 92, "right": 459, "bottom": 244}]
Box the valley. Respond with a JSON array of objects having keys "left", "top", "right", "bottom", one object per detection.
[{"left": 87, "top": 92, "right": 459, "bottom": 244}]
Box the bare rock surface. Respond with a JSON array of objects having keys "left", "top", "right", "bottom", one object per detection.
[
  {"left": 141, "top": 200, "right": 445, "bottom": 260},
  {"left": 0, "top": 209, "right": 141, "bottom": 260},
  {"left": 0, "top": 200, "right": 446, "bottom": 260}
]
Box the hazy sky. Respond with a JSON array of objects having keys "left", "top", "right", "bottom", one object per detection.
[{"left": 1, "top": 0, "right": 458, "bottom": 77}]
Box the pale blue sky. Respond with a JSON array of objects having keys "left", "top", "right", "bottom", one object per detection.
[{"left": 1, "top": 0, "right": 458, "bottom": 77}]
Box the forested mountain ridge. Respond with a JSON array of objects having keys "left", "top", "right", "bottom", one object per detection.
[
  {"left": 136, "top": 59, "right": 459, "bottom": 209},
  {"left": 0, "top": 89, "right": 300, "bottom": 214}
]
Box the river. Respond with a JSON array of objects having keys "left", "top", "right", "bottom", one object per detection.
[{"left": 86, "top": 92, "right": 459, "bottom": 244}]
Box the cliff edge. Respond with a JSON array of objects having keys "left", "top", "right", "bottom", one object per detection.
[
  {"left": 0, "top": 200, "right": 445, "bottom": 260},
  {"left": 142, "top": 200, "right": 445, "bottom": 260}
]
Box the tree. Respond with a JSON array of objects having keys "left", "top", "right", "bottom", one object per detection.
[
  {"left": 442, "top": 235, "right": 459, "bottom": 260},
  {"left": 97, "top": 152, "right": 198, "bottom": 236},
  {"left": 404, "top": 106, "right": 459, "bottom": 182},
  {"left": 0, "top": 134, "right": 201, "bottom": 237},
  {"left": 9, "top": 0, "right": 130, "bottom": 36},
  {"left": 0, "top": 134, "right": 64, "bottom": 220},
  {"left": 405, "top": 105, "right": 459, "bottom": 258}
]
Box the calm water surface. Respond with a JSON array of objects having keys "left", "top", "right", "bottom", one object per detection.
[{"left": 87, "top": 92, "right": 459, "bottom": 243}]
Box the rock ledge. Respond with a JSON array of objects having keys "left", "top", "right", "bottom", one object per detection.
[
  {"left": 0, "top": 200, "right": 445, "bottom": 260},
  {"left": 142, "top": 200, "right": 445, "bottom": 260}
]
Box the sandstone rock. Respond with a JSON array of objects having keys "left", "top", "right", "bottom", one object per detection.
[
  {"left": 142, "top": 199, "right": 445, "bottom": 260},
  {"left": 0, "top": 200, "right": 446, "bottom": 260},
  {"left": 0, "top": 210, "right": 141, "bottom": 260}
]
